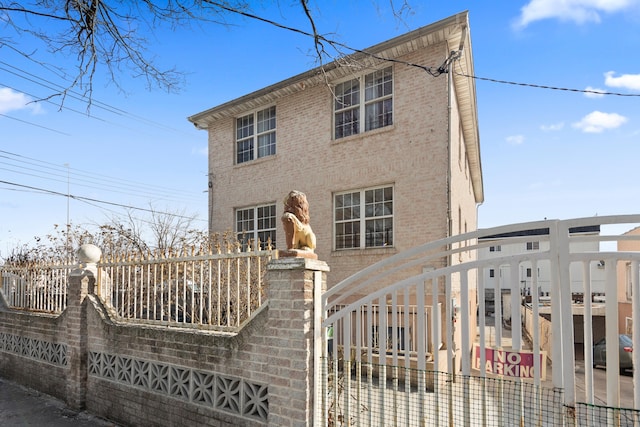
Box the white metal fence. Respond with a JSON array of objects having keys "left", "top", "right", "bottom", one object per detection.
[
  {"left": 0, "top": 263, "right": 71, "bottom": 313},
  {"left": 97, "top": 246, "right": 277, "bottom": 331},
  {"left": 316, "top": 215, "right": 640, "bottom": 426},
  {"left": 0, "top": 244, "right": 276, "bottom": 333}
]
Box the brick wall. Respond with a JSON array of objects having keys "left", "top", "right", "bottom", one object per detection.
[
  {"left": 0, "top": 255, "right": 329, "bottom": 427},
  {"left": 205, "top": 41, "right": 467, "bottom": 289}
]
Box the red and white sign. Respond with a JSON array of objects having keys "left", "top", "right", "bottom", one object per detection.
[{"left": 472, "top": 345, "right": 546, "bottom": 380}]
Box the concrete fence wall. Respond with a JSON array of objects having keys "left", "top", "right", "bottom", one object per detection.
[
  {"left": 522, "top": 305, "right": 553, "bottom": 363},
  {"left": 0, "top": 254, "right": 328, "bottom": 427}
]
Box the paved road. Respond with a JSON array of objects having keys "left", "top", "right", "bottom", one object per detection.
[
  {"left": 0, "top": 378, "right": 118, "bottom": 426},
  {"left": 481, "top": 314, "right": 635, "bottom": 409}
]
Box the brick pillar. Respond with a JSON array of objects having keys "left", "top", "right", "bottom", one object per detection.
[
  {"left": 266, "top": 257, "right": 329, "bottom": 427},
  {"left": 65, "top": 244, "right": 101, "bottom": 409}
]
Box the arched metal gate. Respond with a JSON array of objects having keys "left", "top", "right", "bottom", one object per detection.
[{"left": 315, "top": 215, "right": 640, "bottom": 426}]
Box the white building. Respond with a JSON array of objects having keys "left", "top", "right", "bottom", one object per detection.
[{"left": 478, "top": 225, "right": 605, "bottom": 299}]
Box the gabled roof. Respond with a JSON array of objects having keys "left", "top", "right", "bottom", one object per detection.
[{"left": 188, "top": 11, "right": 483, "bottom": 202}]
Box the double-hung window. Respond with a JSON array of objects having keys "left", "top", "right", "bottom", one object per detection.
[
  {"left": 236, "top": 106, "right": 276, "bottom": 164},
  {"left": 236, "top": 204, "right": 277, "bottom": 249},
  {"left": 334, "top": 186, "right": 393, "bottom": 250},
  {"left": 334, "top": 66, "right": 393, "bottom": 139}
]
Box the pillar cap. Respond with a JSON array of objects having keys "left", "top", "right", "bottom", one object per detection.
[
  {"left": 77, "top": 244, "right": 102, "bottom": 265},
  {"left": 268, "top": 257, "right": 329, "bottom": 272}
]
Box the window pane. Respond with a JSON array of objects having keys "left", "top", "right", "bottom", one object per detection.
[
  {"left": 257, "top": 205, "right": 276, "bottom": 230},
  {"left": 365, "top": 187, "right": 393, "bottom": 218},
  {"left": 257, "top": 230, "right": 276, "bottom": 249},
  {"left": 257, "top": 132, "right": 276, "bottom": 158},
  {"left": 335, "top": 192, "right": 360, "bottom": 221},
  {"left": 236, "top": 138, "right": 254, "bottom": 164},
  {"left": 236, "top": 114, "right": 254, "bottom": 139},
  {"left": 335, "top": 221, "right": 360, "bottom": 249},
  {"left": 365, "top": 67, "right": 393, "bottom": 101},
  {"left": 335, "top": 108, "right": 360, "bottom": 139},
  {"left": 365, "top": 217, "right": 393, "bottom": 247},
  {"left": 335, "top": 79, "right": 360, "bottom": 110},
  {"left": 257, "top": 106, "right": 276, "bottom": 133},
  {"left": 236, "top": 208, "right": 254, "bottom": 245},
  {"left": 365, "top": 98, "right": 393, "bottom": 131}
]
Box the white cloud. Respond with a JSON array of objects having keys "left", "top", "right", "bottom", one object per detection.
[
  {"left": 506, "top": 134, "right": 525, "bottom": 145},
  {"left": 572, "top": 110, "right": 627, "bottom": 133},
  {"left": 584, "top": 86, "right": 606, "bottom": 98},
  {"left": 513, "top": 0, "right": 638, "bottom": 29},
  {"left": 604, "top": 71, "right": 640, "bottom": 91},
  {"left": 540, "top": 122, "right": 565, "bottom": 131},
  {"left": 0, "top": 87, "right": 43, "bottom": 114}
]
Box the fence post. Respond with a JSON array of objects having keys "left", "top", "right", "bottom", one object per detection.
[
  {"left": 64, "top": 244, "right": 101, "bottom": 409},
  {"left": 266, "top": 256, "right": 329, "bottom": 427}
]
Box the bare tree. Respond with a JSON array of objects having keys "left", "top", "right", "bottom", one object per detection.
[
  {"left": 1, "top": 206, "right": 204, "bottom": 266},
  {"left": 0, "top": 0, "right": 412, "bottom": 106}
]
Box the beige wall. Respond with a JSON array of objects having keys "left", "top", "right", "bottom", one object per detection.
[
  {"left": 617, "top": 227, "right": 640, "bottom": 333},
  {"left": 207, "top": 42, "right": 479, "bottom": 291}
]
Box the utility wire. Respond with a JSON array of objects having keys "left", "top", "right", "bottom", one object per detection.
[
  {"left": 211, "top": 1, "right": 640, "bottom": 96},
  {"left": 0, "top": 61, "right": 196, "bottom": 135},
  {"left": 0, "top": 81, "right": 151, "bottom": 136},
  {"left": 453, "top": 69, "right": 640, "bottom": 97},
  {"left": 0, "top": 150, "right": 203, "bottom": 203},
  {"left": 0, "top": 113, "right": 70, "bottom": 135},
  {"left": 0, "top": 179, "right": 206, "bottom": 222},
  {"left": 0, "top": 164, "right": 199, "bottom": 204}
]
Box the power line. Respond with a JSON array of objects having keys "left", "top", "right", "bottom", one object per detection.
[
  {"left": 0, "top": 149, "right": 203, "bottom": 202},
  {"left": 0, "top": 60, "right": 196, "bottom": 136},
  {"left": 0, "top": 179, "right": 206, "bottom": 222},
  {"left": 0, "top": 113, "right": 70, "bottom": 135},
  {"left": 453, "top": 69, "right": 640, "bottom": 97},
  {"left": 214, "top": 3, "right": 640, "bottom": 96}
]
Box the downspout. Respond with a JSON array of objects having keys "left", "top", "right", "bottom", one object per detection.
[
  {"left": 208, "top": 174, "right": 214, "bottom": 234},
  {"left": 446, "top": 55, "right": 453, "bottom": 266}
]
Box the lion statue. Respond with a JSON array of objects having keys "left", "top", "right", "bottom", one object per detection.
[{"left": 281, "top": 190, "right": 316, "bottom": 252}]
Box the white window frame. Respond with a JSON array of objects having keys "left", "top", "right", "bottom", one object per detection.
[
  {"left": 334, "top": 185, "right": 394, "bottom": 250},
  {"left": 626, "top": 262, "right": 633, "bottom": 302},
  {"left": 236, "top": 106, "right": 276, "bottom": 164},
  {"left": 235, "top": 203, "right": 277, "bottom": 249},
  {"left": 333, "top": 66, "right": 393, "bottom": 140}
]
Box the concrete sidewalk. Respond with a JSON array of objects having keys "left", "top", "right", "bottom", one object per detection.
[{"left": 0, "top": 378, "right": 118, "bottom": 426}]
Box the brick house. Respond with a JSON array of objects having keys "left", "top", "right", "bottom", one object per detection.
[{"left": 188, "top": 11, "right": 483, "bottom": 292}]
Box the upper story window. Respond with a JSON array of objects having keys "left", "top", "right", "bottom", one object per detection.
[
  {"left": 334, "top": 67, "right": 393, "bottom": 140},
  {"left": 489, "top": 245, "right": 502, "bottom": 252},
  {"left": 236, "top": 204, "right": 277, "bottom": 249},
  {"left": 236, "top": 106, "right": 276, "bottom": 164},
  {"left": 526, "top": 241, "right": 540, "bottom": 251},
  {"left": 334, "top": 185, "right": 393, "bottom": 250}
]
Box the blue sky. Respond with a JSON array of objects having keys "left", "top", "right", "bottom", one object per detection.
[{"left": 2, "top": 0, "right": 640, "bottom": 252}]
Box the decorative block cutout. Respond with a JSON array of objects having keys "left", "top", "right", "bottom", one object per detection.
[
  {"left": 0, "top": 333, "right": 67, "bottom": 367},
  {"left": 88, "top": 351, "right": 268, "bottom": 423}
]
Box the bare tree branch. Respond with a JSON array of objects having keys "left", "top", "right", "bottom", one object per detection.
[{"left": 0, "top": 1, "right": 414, "bottom": 109}]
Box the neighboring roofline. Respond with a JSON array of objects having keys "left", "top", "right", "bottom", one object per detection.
[
  {"left": 187, "top": 11, "right": 483, "bottom": 202},
  {"left": 479, "top": 225, "right": 602, "bottom": 240}
]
